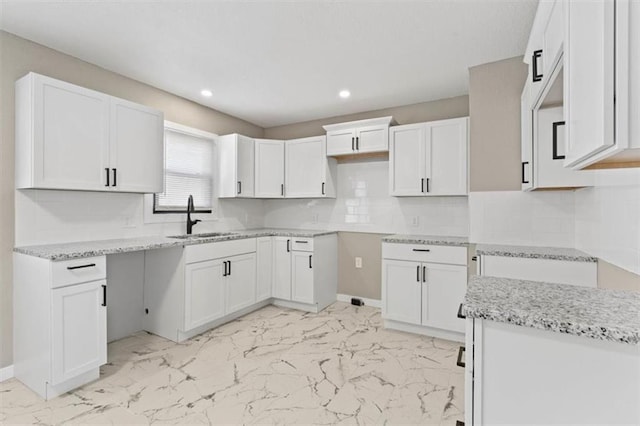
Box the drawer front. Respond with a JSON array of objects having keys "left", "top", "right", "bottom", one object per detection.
[
  {"left": 52, "top": 256, "right": 107, "bottom": 288},
  {"left": 382, "top": 243, "right": 467, "bottom": 266},
  {"left": 185, "top": 238, "right": 257, "bottom": 264},
  {"left": 291, "top": 237, "right": 314, "bottom": 252}
]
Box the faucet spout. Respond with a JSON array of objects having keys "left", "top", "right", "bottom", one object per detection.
[{"left": 186, "top": 194, "right": 201, "bottom": 234}]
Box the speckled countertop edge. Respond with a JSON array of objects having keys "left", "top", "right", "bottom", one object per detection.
[
  {"left": 476, "top": 243, "right": 597, "bottom": 262},
  {"left": 381, "top": 234, "right": 469, "bottom": 247},
  {"left": 14, "top": 228, "right": 338, "bottom": 261},
  {"left": 462, "top": 275, "right": 640, "bottom": 345}
]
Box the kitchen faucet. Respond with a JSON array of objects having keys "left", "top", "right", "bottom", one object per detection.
[{"left": 186, "top": 194, "right": 201, "bottom": 234}]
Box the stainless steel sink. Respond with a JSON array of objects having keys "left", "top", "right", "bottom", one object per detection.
[{"left": 168, "top": 232, "right": 237, "bottom": 239}]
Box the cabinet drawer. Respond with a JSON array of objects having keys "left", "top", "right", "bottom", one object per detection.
[
  {"left": 52, "top": 256, "right": 107, "bottom": 288},
  {"left": 382, "top": 243, "right": 467, "bottom": 266},
  {"left": 291, "top": 237, "right": 314, "bottom": 252},
  {"left": 185, "top": 238, "right": 256, "bottom": 264}
]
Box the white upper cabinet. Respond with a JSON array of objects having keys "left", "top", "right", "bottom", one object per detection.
[
  {"left": 521, "top": 79, "right": 534, "bottom": 190},
  {"left": 285, "top": 136, "right": 336, "bottom": 198},
  {"left": 389, "top": 117, "right": 468, "bottom": 197},
  {"left": 217, "top": 134, "right": 255, "bottom": 198},
  {"left": 254, "top": 139, "right": 285, "bottom": 198},
  {"left": 15, "top": 73, "right": 164, "bottom": 193},
  {"left": 324, "top": 116, "right": 394, "bottom": 156}
]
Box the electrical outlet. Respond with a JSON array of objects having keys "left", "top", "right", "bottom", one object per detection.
[
  {"left": 411, "top": 216, "right": 420, "bottom": 227},
  {"left": 355, "top": 257, "right": 362, "bottom": 268}
]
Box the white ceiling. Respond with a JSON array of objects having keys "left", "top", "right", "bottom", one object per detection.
[{"left": 0, "top": 0, "right": 537, "bottom": 128}]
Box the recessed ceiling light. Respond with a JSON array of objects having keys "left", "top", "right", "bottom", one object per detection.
[
  {"left": 201, "top": 89, "right": 213, "bottom": 97},
  {"left": 339, "top": 90, "right": 351, "bottom": 99}
]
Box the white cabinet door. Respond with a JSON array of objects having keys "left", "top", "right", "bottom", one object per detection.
[
  {"left": 543, "top": 0, "right": 564, "bottom": 78},
  {"left": 326, "top": 129, "right": 355, "bottom": 156},
  {"left": 291, "top": 252, "right": 314, "bottom": 304},
  {"left": 421, "top": 263, "right": 467, "bottom": 333},
  {"left": 356, "top": 125, "right": 388, "bottom": 153},
  {"left": 564, "top": 0, "right": 615, "bottom": 168},
  {"left": 51, "top": 280, "right": 107, "bottom": 385},
  {"left": 30, "top": 74, "right": 110, "bottom": 191},
  {"left": 389, "top": 123, "right": 426, "bottom": 196},
  {"left": 426, "top": 118, "right": 468, "bottom": 195},
  {"left": 272, "top": 237, "right": 292, "bottom": 300},
  {"left": 184, "top": 259, "right": 225, "bottom": 330},
  {"left": 110, "top": 97, "right": 164, "bottom": 193},
  {"left": 236, "top": 135, "right": 255, "bottom": 197},
  {"left": 382, "top": 259, "right": 421, "bottom": 325},
  {"left": 255, "top": 139, "right": 284, "bottom": 198},
  {"left": 285, "top": 136, "right": 326, "bottom": 198},
  {"left": 521, "top": 80, "right": 534, "bottom": 190},
  {"left": 256, "top": 237, "right": 273, "bottom": 302},
  {"left": 225, "top": 253, "right": 257, "bottom": 314}
]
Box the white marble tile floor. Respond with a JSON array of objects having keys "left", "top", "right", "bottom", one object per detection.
[{"left": 0, "top": 302, "right": 464, "bottom": 425}]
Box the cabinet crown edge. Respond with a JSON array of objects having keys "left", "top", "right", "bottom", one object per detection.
[{"left": 322, "top": 116, "right": 395, "bottom": 132}]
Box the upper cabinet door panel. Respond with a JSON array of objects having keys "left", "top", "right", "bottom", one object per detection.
[
  {"left": 564, "top": 0, "right": 615, "bottom": 167},
  {"left": 33, "top": 75, "right": 110, "bottom": 190},
  {"left": 389, "top": 124, "right": 426, "bottom": 196},
  {"left": 285, "top": 136, "right": 325, "bottom": 198},
  {"left": 427, "top": 118, "right": 468, "bottom": 195},
  {"left": 542, "top": 0, "right": 564, "bottom": 78},
  {"left": 110, "top": 98, "right": 164, "bottom": 193},
  {"left": 326, "top": 129, "right": 355, "bottom": 156},
  {"left": 356, "top": 125, "right": 388, "bottom": 153},
  {"left": 255, "top": 139, "right": 285, "bottom": 198},
  {"left": 236, "top": 135, "right": 255, "bottom": 197}
]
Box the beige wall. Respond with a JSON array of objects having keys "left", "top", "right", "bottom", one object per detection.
[
  {"left": 338, "top": 233, "right": 386, "bottom": 300},
  {"left": 469, "top": 56, "right": 527, "bottom": 192},
  {"left": 0, "top": 31, "right": 264, "bottom": 368},
  {"left": 597, "top": 260, "right": 640, "bottom": 292},
  {"left": 264, "top": 95, "right": 469, "bottom": 140}
]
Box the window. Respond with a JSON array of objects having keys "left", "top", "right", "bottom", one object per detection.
[{"left": 154, "top": 125, "right": 214, "bottom": 213}]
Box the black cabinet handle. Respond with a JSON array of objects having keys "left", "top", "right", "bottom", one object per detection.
[
  {"left": 416, "top": 265, "right": 420, "bottom": 282},
  {"left": 552, "top": 121, "right": 566, "bottom": 160},
  {"left": 237, "top": 181, "right": 241, "bottom": 195},
  {"left": 421, "top": 178, "right": 424, "bottom": 193},
  {"left": 457, "top": 303, "right": 466, "bottom": 319},
  {"left": 101, "top": 284, "right": 107, "bottom": 307},
  {"left": 426, "top": 178, "right": 430, "bottom": 193},
  {"left": 112, "top": 168, "right": 117, "bottom": 187},
  {"left": 322, "top": 182, "right": 325, "bottom": 195},
  {"left": 309, "top": 255, "right": 312, "bottom": 269},
  {"left": 286, "top": 239, "right": 290, "bottom": 252},
  {"left": 412, "top": 248, "right": 430, "bottom": 252},
  {"left": 456, "top": 346, "right": 465, "bottom": 368},
  {"left": 105, "top": 168, "right": 110, "bottom": 187},
  {"left": 351, "top": 137, "right": 354, "bottom": 151},
  {"left": 532, "top": 49, "right": 543, "bottom": 82},
  {"left": 295, "top": 240, "right": 308, "bottom": 244},
  {"left": 281, "top": 183, "right": 284, "bottom": 196},
  {"left": 223, "top": 261, "right": 227, "bottom": 277},
  {"left": 471, "top": 256, "right": 478, "bottom": 261},
  {"left": 521, "top": 161, "right": 529, "bottom": 184},
  {"left": 356, "top": 136, "right": 359, "bottom": 150},
  {"left": 67, "top": 263, "right": 96, "bottom": 270},
  {"left": 422, "top": 266, "right": 426, "bottom": 283},
  {"left": 456, "top": 422, "right": 465, "bottom": 426}
]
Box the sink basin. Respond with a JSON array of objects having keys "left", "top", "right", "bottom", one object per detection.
[{"left": 168, "top": 232, "right": 237, "bottom": 239}]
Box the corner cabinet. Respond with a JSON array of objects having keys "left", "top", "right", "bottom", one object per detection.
[
  {"left": 389, "top": 117, "right": 468, "bottom": 196},
  {"left": 285, "top": 136, "right": 336, "bottom": 198},
  {"left": 15, "top": 72, "right": 164, "bottom": 193},
  {"left": 217, "top": 134, "right": 255, "bottom": 198},
  {"left": 324, "top": 116, "right": 394, "bottom": 156},
  {"left": 381, "top": 242, "right": 468, "bottom": 342},
  {"left": 14, "top": 254, "right": 108, "bottom": 400}
]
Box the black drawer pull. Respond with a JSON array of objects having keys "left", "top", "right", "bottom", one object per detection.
[
  {"left": 286, "top": 239, "right": 290, "bottom": 252},
  {"left": 457, "top": 303, "right": 466, "bottom": 319},
  {"left": 412, "top": 248, "right": 430, "bottom": 252},
  {"left": 456, "top": 346, "right": 465, "bottom": 368},
  {"left": 295, "top": 240, "right": 308, "bottom": 244},
  {"left": 67, "top": 263, "right": 96, "bottom": 270},
  {"left": 309, "top": 255, "right": 312, "bottom": 269},
  {"left": 101, "top": 284, "right": 107, "bottom": 307},
  {"left": 105, "top": 168, "right": 110, "bottom": 187}
]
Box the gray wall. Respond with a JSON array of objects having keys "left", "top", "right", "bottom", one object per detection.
[{"left": 0, "top": 31, "right": 264, "bottom": 369}]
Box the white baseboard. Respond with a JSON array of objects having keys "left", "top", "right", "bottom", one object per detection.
[
  {"left": 337, "top": 293, "right": 381, "bottom": 309},
  {"left": 0, "top": 365, "right": 14, "bottom": 382}
]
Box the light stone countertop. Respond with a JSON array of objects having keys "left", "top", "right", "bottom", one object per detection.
[
  {"left": 462, "top": 275, "right": 640, "bottom": 345},
  {"left": 476, "top": 243, "right": 597, "bottom": 262},
  {"left": 381, "top": 234, "right": 469, "bottom": 247},
  {"left": 13, "top": 228, "right": 337, "bottom": 261}
]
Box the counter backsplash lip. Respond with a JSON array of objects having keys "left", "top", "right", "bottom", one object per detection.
[
  {"left": 13, "top": 228, "right": 338, "bottom": 261},
  {"left": 475, "top": 243, "right": 597, "bottom": 262},
  {"left": 381, "top": 234, "right": 469, "bottom": 247},
  {"left": 462, "top": 275, "right": 640, "bottom": 345}
]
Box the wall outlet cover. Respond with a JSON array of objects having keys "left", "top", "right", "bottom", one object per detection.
[{"left": 355, "top": 257, "right": 362, "bottom": 268}]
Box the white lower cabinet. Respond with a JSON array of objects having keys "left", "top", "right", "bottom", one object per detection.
[
  {"left": 224, "top": 253, "right": 257, "bottom": 313},
  {"left": 382, "top": 243, "right": 468, "bottom": 341},
  {"left": 272, "top": 237, "right": 292, "bottom": 299},
  {"left": 184, "top": 259, "right": 225, "bottom": 330},
  {"left": 14, "top": 253, "right": 108, "bottom": 400},
  {"left": 256, "top": 237, "right": 273, "bottom": 302},
  {"left": 291, "top": 251, "right": 314, "bottom": 304}
]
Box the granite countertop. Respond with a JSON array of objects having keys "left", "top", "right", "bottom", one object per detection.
[
  {"left": 476, "top": 243, "right": 597, "bottom": 262},
  {"left": 382, "top": 234, "right": 469, "bottom": 247},
  {"left": 14, "top": 228, "right": 337, "bottom": 261},
  {"left": 462, "top": 275, "right": 640, "bottom": 345}
]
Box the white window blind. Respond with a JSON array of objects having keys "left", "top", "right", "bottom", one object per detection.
[{"left": 154, "top": 128, "right": 214, "bottom": 212}]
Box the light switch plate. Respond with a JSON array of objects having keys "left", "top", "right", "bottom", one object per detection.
[{"left": 355, "top": 257, "right": 362, "bottom": 268}]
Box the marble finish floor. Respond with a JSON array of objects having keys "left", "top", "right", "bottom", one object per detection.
[{"left": 1, "top": 302, "right": 464, "bottom": 425}]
